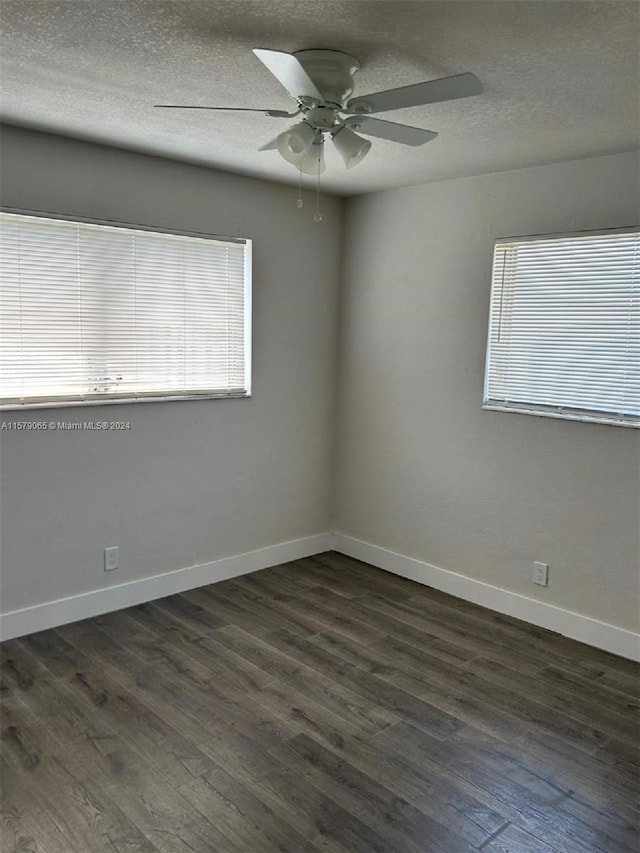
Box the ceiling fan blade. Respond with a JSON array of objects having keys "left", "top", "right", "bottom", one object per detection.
[
  {"left": 345, "top": 72, "right": 482, "bottom": 115},
  {"left": 345, "top": 116, "right": 437, "bottom": 146},
  {"left": 253, "top": 49, "right": 324, "bottom": 101},
  {"left": 154, "top": 105, "right": 294, "bottom": 116},
  {"left": 258, "top": 135, "right": 280, "bottom": 151}
]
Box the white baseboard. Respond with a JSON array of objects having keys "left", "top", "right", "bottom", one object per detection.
[
  {"left": 0, "top": 533, "right": 332, "bottom": 642},
  {"left": 3, "top": 529, "right": 638, "bottom": 662},
  {"left": 332, "top": 532, "right": 640, "bottom": 662}
]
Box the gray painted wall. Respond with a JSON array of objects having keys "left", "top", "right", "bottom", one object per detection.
[
  {"left": 0, "top": 127, "right": 342, "bottom": 612},
  {"left": 1, "top": 129, "right": 638, "bottom": 637},
  {"left": 335, "top": 152, "right": 639, "bottom": 632}
]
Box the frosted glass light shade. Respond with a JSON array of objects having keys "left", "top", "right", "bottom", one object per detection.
[
  {"left": 276, "top": 122, "right": 315, "bottom": 165},
  {"left": 299, "top": 140, "right": 326, "bottom": 175},
  {"left": 332, "top": 125, "right": 371, "bottom": 169}
]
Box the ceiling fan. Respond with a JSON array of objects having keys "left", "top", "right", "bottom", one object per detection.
[{"left": 155, "top": 49, "right": 483, "bottom": 174}]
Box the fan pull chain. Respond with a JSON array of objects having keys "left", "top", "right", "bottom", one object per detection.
[
  {"left": 313, "top": 143, "right": 323, "bottom": 222},
  {"left": 297, "top": 165, "right": 303, "bottom": 208}
]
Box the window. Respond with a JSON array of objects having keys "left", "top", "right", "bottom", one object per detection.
[
  {"left": 483, "top": 228, "right": 639, "bottom": 427},
  {"left": 0, "top": 211, "right": 251, "bottom": 409}
]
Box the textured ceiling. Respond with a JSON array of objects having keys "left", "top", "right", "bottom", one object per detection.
[{"left": 1, "top": 1, "right": 639, "bottom": 196}]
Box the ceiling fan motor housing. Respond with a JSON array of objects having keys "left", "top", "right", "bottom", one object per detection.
[
  {"left": 293, "top": 49, "right": 360, "bottom": 107},
  {"left": 303, "top": 105, "right": 339, "bottom": 131}
]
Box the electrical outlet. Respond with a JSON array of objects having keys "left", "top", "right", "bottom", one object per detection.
[
  {"left": 532, "top": 561, "right": 549, "bottom": 586},
  {"left": 104, "top": 546, "right": 119, "bottom": 572}
]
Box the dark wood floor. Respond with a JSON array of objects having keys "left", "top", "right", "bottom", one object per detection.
[{"left": 1, "top": 552, "right": 638, "bottom": 852}]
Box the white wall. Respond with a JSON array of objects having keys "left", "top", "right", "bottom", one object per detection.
[
  {"left": 335, "top": 152, "right": 640, "bottom": 633},
  {"left": 0, "top": 126, "right": 342, "bottom": 613}
]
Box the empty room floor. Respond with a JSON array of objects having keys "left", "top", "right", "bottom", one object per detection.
[{"left": 1, "top": 552, "right": 638, "bottom": 852}]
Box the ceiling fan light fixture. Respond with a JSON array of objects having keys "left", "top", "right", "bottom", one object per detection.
[
  {"left": 331, "top": 125, "right": 372, "bottom": 169},
  {"left": 276, "top": 121, "right": 315, "bottom": 165},
  {"left": 298, "top": 138, "right": 326, "bottom": 175},
  {"left": 156, "top": 49, "right": 483, "bottom": 176}
]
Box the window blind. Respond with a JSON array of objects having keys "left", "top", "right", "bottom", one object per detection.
[
  {"left": 484, "top": 229, "right": 639, "bottom": 427},
  {"left": 0, "top": 212, "right": 251, "bottom": 408}
]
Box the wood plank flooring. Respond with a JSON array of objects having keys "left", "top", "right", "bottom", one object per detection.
[{"left": 1, "top": 551, "right": 638, "bottom": 852}]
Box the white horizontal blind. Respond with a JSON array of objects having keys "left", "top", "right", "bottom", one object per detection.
[
  {"left": 484, "top": 229, "right": 639, "bottom": 427},
  {"left": 0, "top": 212, "right": 251, "bottom": 408}
]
